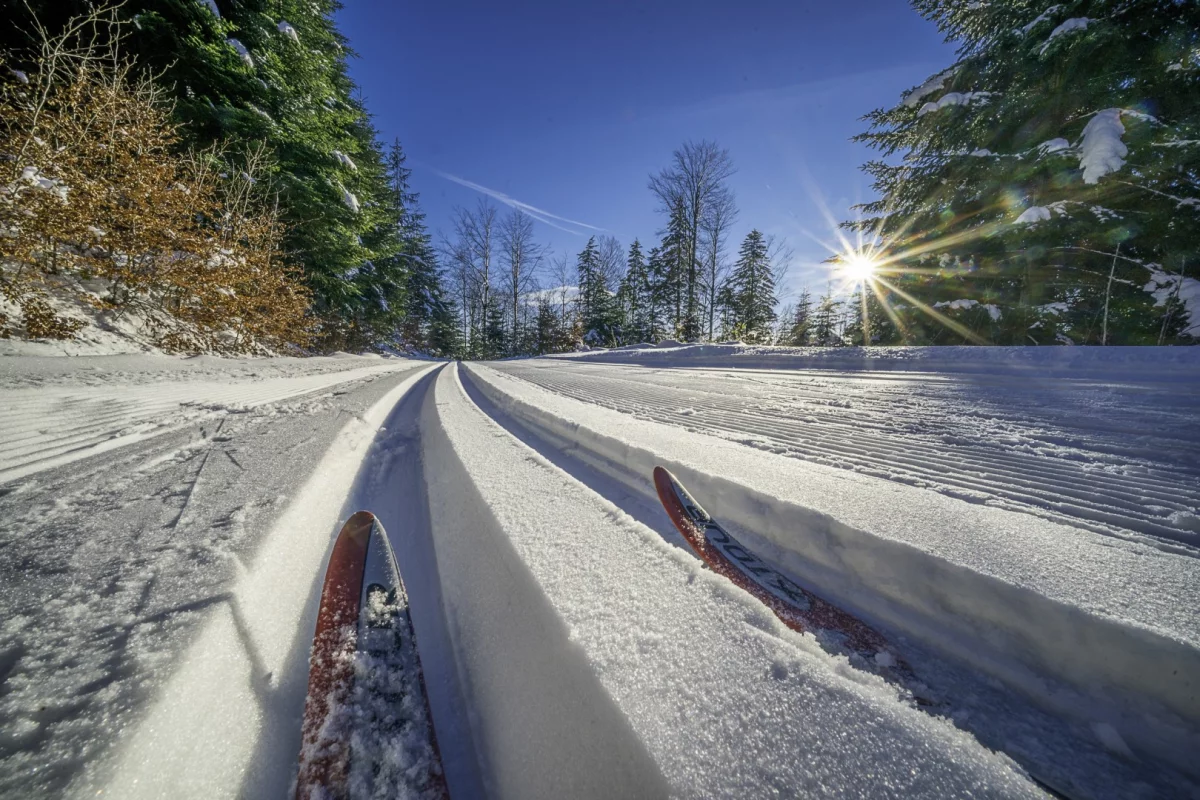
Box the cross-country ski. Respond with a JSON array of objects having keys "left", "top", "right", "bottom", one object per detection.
[
  {"left": 653, "top": 465, "right": 917, "bottom": 686},
  {"left": 296, "top": 511, "right": 446, "bottom": 800}
]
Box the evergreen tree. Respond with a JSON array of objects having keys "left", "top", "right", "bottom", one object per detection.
[
  {"left": 427, "top": 299, "right": 464, "bottom": 359},
  {"left": 727, "top": 230, "right": 777, "bottom": 343},
  {"left": 386, "top": 139, "right": 445, "bottom": 352},
  {"left": 617, "top": 239, "right": 653, "bottom": 343},
  {"left": 657, "top": 200, "right": 690, "bottom": 338},
  {"left": 577, "top": 237, "right": 620, "bottom": 345},
  {"left": 811, "top": 290, "right": 841, "bottom": 346},
  {"left": 850, "top": 0, "right": 1199, "bottom": 345},
  {"left": 784, "top": 290, "right": 814, "bottom": 346},
  {"left": 534, "top": 299, "right": 565, "bottom": 354},
  {"left": 3, "top": 0, "right": 408, "bottom": 344},
  {"left": 646, "top": 246, "right": 671, "bottom": 341},
  {"left": 483, "top": 301, "right": 508, "bottom": 359}
]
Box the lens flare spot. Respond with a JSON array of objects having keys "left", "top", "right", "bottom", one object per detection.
[{"left": 839, "top": 253, "right": 879, "bottom": 284}]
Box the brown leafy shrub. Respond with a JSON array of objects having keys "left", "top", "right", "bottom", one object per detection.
[{"left": 0, "top": 7, "right": 314, "bottom": 353}]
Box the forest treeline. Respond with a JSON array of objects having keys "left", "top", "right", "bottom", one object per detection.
[{"left": 2, "top": 1, "right": 1195, "bottom": 355}]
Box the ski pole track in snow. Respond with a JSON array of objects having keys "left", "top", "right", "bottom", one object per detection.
[
  {"left": 0, "top": 360, "right": 408, "bottom": 484},
  {"left": 488, "top": 360, "right": 1200, "bottom": 550}
]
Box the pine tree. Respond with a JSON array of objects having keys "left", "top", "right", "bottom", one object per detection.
[
  {"left": 657, "top": 200, "right": 690, "bottom": 339},
  {"left": 850, "top": 0, "right": 1200, "bottom": 345},
  {"left": 534, "top": 299, "right": 565, "bottom": 355},
  {"left": 784, "top": 290, "right": 813, "bottom": 346},
  {"left": 646, "top": 246, "right": 671, "bottom": 341},
  {"left": 576, "top": 237, "right": 619, "bottom": 345},
  {"left": 483, "top": 301, "right": 507, "bottom": 359},
  {"left": 385, "top": 139, "right": 444, "bottom": 352},
  {"left": 727, "top": 230, "right": 777, "bottom": 343},
  {"left": 811, "top": 290, "right": 841, "bottom": 346},
  {"left": 617, "top": 239, "right": 652, "bottom": 343},
  {"left": 427, "top": 299, "right": 464, "bottom": 359}
]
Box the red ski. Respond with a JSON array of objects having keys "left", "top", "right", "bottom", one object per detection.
[
  {"left": 296, "top": 511, "right": 448, "bottom": 800},
  {"left": 653, "top": 466, "right": 915, "bottom": 682}
]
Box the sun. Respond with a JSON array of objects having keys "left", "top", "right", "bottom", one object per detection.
[{"left": 839, "top": 252, "right": 879, "bottom": 284}]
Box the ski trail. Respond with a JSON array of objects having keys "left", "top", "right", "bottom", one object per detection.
[
  {"left": 488, "top": 359, "right": 1200, "bottom": 550},
  {"left": 464, "top": 362, "right": 1200, "bottom": 783},
  {"left": 93, "top": 364, "right": 438, "bottom": 800},
  {"left": 431, "top": 364, "right": 1043, "bottom": 798},
  {"left": 456, "top": 367, "right": 1193, "bottom": 800}
]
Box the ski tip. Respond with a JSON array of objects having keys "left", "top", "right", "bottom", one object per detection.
[
  {"left": 652, "top": 465, "right": 675, "bottom": 503},
  {"left": 652, "top": 465, "right": 674, "bottom": 488},
  {"left": 340, "top": 510, "right": 378, "bottom": 544}
]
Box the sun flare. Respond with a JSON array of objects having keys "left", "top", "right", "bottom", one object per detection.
[{"left": 839, "top": 252, "right": 879, "bottom": 284}]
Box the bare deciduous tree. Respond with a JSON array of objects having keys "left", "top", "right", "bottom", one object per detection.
[
  {"left": 701, "top": 186, "right": 737, "bottom": 341},
  {"left": 648, "top": 140, "right": 735, "bottom": 341},
  {"left": 549, "top": 252, "right": 574, "bottom": 323},
  {"left": 445, "top": 198, "right": 497, "bottom": 353},
  {"left": 499, "top": 209, "right": 542, "bottom": 343}
]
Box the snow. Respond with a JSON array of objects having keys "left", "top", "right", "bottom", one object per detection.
[
  {"left": 1079, "top": 109, "right": 1127, "bottom": 184},
  {"left": 902, "top": 68, "right": 955, "bottom": 108},
  {"left": 1146, "top": 270, "right": 1200, "bottom": 336},
  {"left": 9, "top": 67, "right": 29, "bottom": 84},
  {"left": 339, "top": 185, "right": 360, "bottom": 213},
  {"left": 1013, "top": 205, "right": 1052, "bottom": 225},
  {"left": 1038, "top": 137, "right": 1070, "bottom": 154},
  {"left": 3, "top": 346, "right": 1199, "bottom": 797},
  {"left": 1019, "top": 5, "right": 1062, "bottom": 35},
  {"left": 13, "top": 165, "right": 70, "bottom": 202},
  {"left": 427, "top": 365, "right": 1045, "bottom": 797},
  {"left": 918, "top": 91, "right": 991, "bottom": 116},
  {"left": 200, "top": 0, "right": 220, "bottom": 17},
  {"left": 332, "top": 150, "right": 358, "bottom": 171},
  {"left": 227, "top": 38, "right": 254, "bottom": 68},
  {"left": 467, "top": 357, "right": 1200, "bottom": 784},
  {"left": 934, "top": 298, "right": 1001, "bottom": 321},
  {"left": 1040, "top": 18, "right": 1091, "bottom": 54},
  {"left": 0, "top": 355, "right": 410, "bottom": 483},
  {"left": 278, "top": 20, "right": 300, "bottom": 44},
  {"left": 91, "top": 364, "right": 437, "bottom": 798}
]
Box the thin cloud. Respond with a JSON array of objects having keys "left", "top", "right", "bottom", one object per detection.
[{"left": 432, "top": 170, "right": 606, "bottom": 236}]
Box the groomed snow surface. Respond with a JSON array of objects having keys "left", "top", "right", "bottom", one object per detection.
[{"left": 1, "top": 344, "right": 1198, "bottom": 798}]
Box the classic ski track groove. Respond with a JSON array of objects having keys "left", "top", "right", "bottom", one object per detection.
[{"left": 491, "top": 362, "right": 1200, "bottom": 548}]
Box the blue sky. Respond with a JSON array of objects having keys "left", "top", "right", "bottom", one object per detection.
[{"left": 334, "top": 0, "right": 955, "bottom": 305}]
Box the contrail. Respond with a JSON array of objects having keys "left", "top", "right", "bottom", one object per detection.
[{"left": 432, "top": 170, "right": 606, "bottom": 235}]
